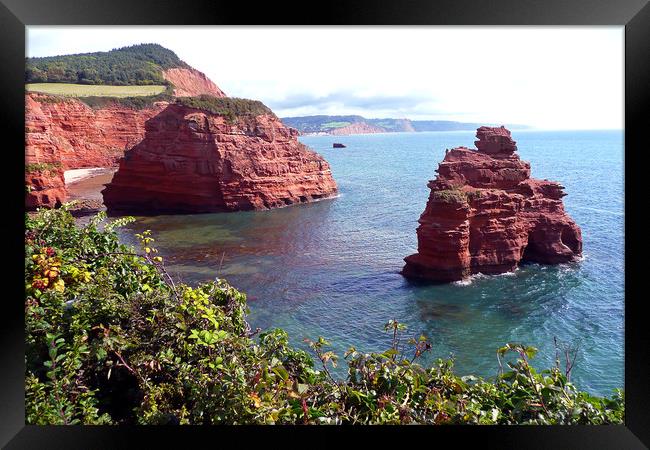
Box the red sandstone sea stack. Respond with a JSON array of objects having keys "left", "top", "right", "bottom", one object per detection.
[
  {"left": 102, "top": 101, "right": 338, "bottom": 214},
  {"left": 402, "top": 126, "right": 582, "bottom": 282}
]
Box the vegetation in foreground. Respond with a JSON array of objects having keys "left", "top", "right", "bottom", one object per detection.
[
  {"left": 26, "top": 83, "right": 167, "bottom": 98},
  {"left": 25, "top": 206, "right": 624, "bottom": 425}
]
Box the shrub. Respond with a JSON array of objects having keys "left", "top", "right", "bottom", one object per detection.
[
  {"left": 25, "top": 161, "right": 63, "bottom": 175},
  {"left": 79, "top": 84, "right": 175, "bottom": 110},
  {"left": 432, "top": 188, "right": 468, "bottom": 204},
  {"left": 175, "top": 95, "right": 274, "bottom": 122},
  {"left": 31, "top": 94, "right": 71, "bottom": 104},
  {"left": 465, "top": 189, "right": 483, "bottom": 202},
  {"left": 24, "top": 206, "right": 624, "bottom": 425}
]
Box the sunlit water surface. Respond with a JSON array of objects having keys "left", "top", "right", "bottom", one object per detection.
[{"left": 101, "top": 130, "right": 623, "bottom": 396}]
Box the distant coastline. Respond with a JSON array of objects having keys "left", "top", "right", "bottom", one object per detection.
[{"left": 281, "top": 114, "right": 529, "bottom": 136}]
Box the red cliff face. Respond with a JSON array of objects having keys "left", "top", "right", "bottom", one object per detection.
[
  {"left": 25, "top": 93, "right": 167, "bottom": 169},
  {"left": 25, "top": 63, "right": 230, "bottom": 210},
  {"left": 163, "top": 68, "right": 227, "bottom": 98},
  {"left": 402, "top": 126, "right": 582, "bottom": 282},
  {"left": 330, "top": 122, "right": 386, "bottom": 136},
  {"left": 25, "top": 93, "right": 167, "bottom": 208},
  {"left": 102, "top": 104, "right": 338, "bottom": 214}
]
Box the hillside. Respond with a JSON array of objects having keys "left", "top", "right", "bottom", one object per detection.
[
  {"left": 280, "top": 115, "right": 368, "bottom": 134},
  {"left": 281, "top": 115, "right": 528, "bottom": 135},
  {"left": 25, "top": 43, "right": 189, "bottom": 86}
]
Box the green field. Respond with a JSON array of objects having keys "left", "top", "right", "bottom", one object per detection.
[
  {"left": 320, "top": 121, "right": 351, "bottom": 129},
  {"left": 26, "top": 83, "right": 167, "bottom": 98}
]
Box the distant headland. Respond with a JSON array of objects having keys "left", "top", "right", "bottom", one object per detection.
[{"left": 281, "top": 115, "right": 529, "bottom": 136}]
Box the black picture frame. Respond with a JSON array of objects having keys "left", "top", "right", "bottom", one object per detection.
[{"left": 1, "top": 0, "right": 647, "bottom": 448}]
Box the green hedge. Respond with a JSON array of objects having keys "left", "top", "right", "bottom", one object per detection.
[{"left": 175, "top": 95, "right": 274, "bottom": 121}]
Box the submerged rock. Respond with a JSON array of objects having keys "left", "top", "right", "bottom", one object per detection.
[
  {"left": 402, "top": 126, "right": 582, "bottom": 283},
  {"left": 102, "top": 102, "right": 338, "bottom": 214}
]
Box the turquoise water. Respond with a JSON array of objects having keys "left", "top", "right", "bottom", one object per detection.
[{"left": 119, "top": 130, "right": 624, "bottom": 397}]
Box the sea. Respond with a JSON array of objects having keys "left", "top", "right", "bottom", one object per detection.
[{"left": 73, "top": 129, "right": 623, "bottom": 397}]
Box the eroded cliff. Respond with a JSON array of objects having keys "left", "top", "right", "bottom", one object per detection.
[
  {"left": 102, "top": 103, "right": 338, "bottom": 214},
  {"left": 25, "top": 93, "right": 168, "bottom": 208},
  {"left": 163, "top": 68, "right": 227, "bottom": 98}
]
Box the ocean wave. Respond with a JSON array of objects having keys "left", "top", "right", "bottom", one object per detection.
[{"left": 453, "top": 273, "right": 488, "bottom": 286}]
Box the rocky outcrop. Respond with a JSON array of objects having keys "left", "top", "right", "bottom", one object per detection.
[
  {"left": 25, "top": 167, "right": 66, "bottom": 209},
  {"left": 402, "top": 126, "right": 582, "bottom": 282},
  {"left": 163, "top": 68, "right": 227, "bottom": 98},
  {"left": 330, "top": 122, "right": 386, "bottom": 136},
  {"left": 102, "top": 104, "right": 338, "bottom": 214},
  {"left": 25, "top": 93, "right": 168, "bottom": 208},
  {"left": 26, "top": 93, "right": 166, "bottom": 169},
  {"left": 25, "top": 67, "right": 229, "bottom": 210}
]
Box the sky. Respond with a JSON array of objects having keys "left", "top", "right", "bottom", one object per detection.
[{"left": 27, "top": 26, "right": 623, "bottom": 130}]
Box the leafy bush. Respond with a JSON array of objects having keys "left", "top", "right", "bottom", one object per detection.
[
  {"left": 432, "top": 188, "right": 469, "bottom": 204},
  {"left": 26, "top": 44, "right": 188, "bottom": 85},
  {"left": 31, "top": 94, "right": 72, "bottom": 104},
  {"left": 78, "top": 84, "right": 175, "bottom": 110},
  {"left": 465, "top": 189, "right": 483, "bottom": 202},
  {"left": 25, "top": 206, "right": 624, "bottom": 425},
  {"left": 175, "top": 95, "right": 274, "bottom": 122},
  {"left": 25, "top": 161, "right": 63, "bottom": 174}
]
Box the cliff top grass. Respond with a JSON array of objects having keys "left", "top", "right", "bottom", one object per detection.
[
  {"left": 175, "top": 95, "right": 274, "bottom": 118},
  {"left": 26, "top": 83, "right": 167, "bottom": 98}
]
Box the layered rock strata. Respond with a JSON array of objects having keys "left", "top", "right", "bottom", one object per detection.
[
  {"left": 330, "top": 122, "right": 386, "bottom": 136},
  {"left": 102, "top": 104, "right": 338, "bottom": 214},
  {"left": 162, "top": 68, "right": 227, "bottom": 98},
  {"left": 25, "top": 93, "right": 167, "bottom": 208},
  {"left": 402, "top": 126, "right": 582, "bottom": 282}
]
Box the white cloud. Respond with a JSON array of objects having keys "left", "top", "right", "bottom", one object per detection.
[{"left": 27, "top": 26, "right": 623, "bottom": 130}]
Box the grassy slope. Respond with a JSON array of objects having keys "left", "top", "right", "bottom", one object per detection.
[{"left": 26, "top": 83, "right": 167, "bottom": 98}]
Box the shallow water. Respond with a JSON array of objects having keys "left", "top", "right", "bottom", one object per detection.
[{"left": 103, "top": 129, "right": 624, "bottom": 396}]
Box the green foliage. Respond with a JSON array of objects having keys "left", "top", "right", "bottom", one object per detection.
[
  {"left": 78, "top": 84, "right": 175, "bottom": 110},
  {"left": 25, "top": 161, "right": 63, "bottom": 174},
  {"left": 25, "top": 43, "right": 188, "bottom": 85},
  {"left": 281, "top": 115, "right": 367, "bottom": 134},
  {"left": 31, "top": 94, "right": 72, "bottom": 104},
  {"left": 465, "top": 189, "right": 483, "bottom": 202},
  {"left": 432, "top": 188, "right": 469, "bottom": 204},
  {"left": 25, "top": 207, "right": 624, "bottom": 425},
  {"left": 175, "top": 95, "right": 274, "bottom": 122}
]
